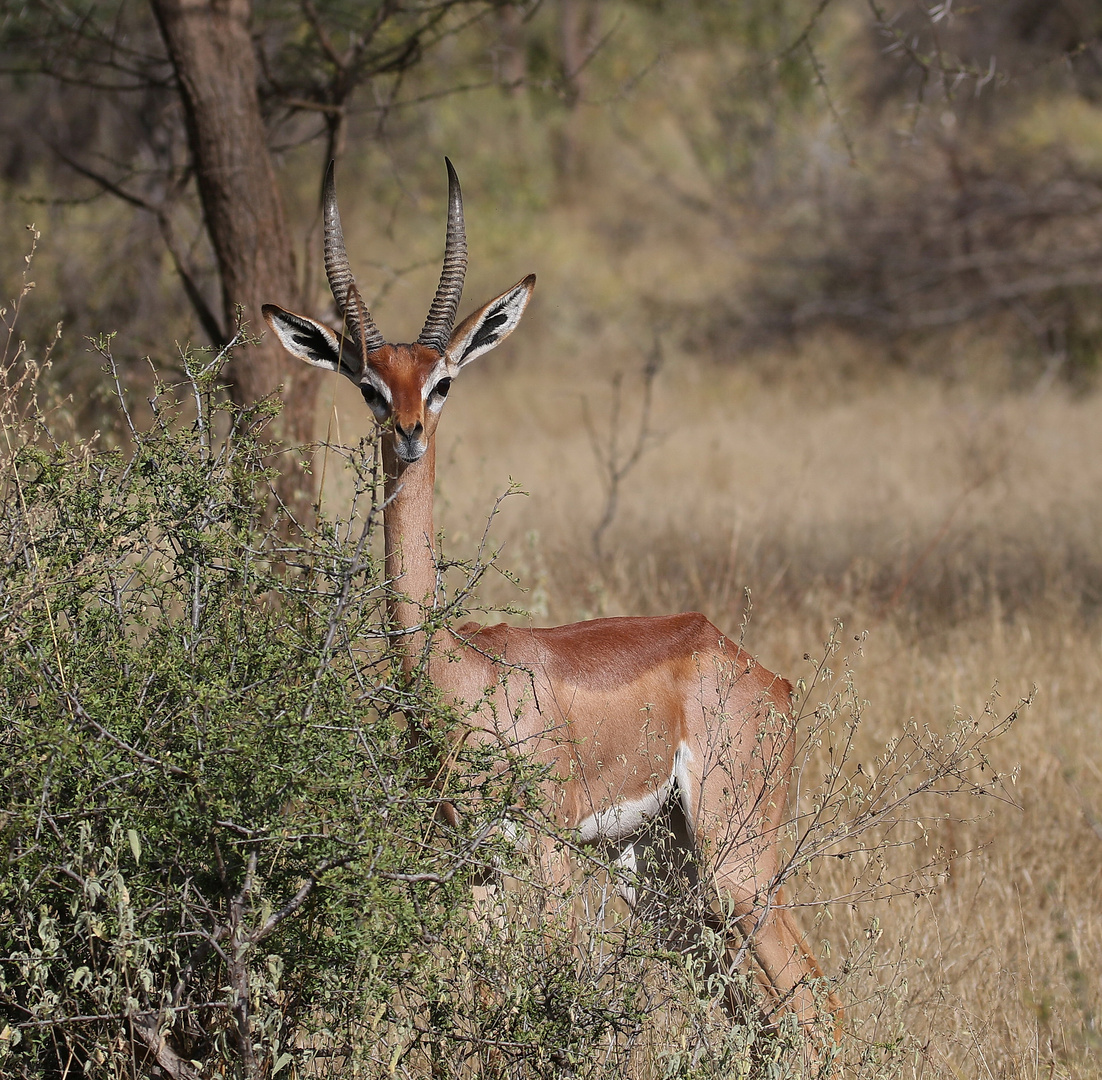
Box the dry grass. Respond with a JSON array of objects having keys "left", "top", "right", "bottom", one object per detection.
[{"left": 317, "top": 329, "right": 1102, "bottom": 1077}]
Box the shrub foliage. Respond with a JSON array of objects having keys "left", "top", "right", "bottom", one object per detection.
[{"left": 0, "top": 330, "right": 575, "bottom": 1077}]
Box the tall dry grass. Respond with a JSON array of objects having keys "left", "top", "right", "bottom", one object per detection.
[{"left": 316, "top": 325, "right": 1102, "bottom": 1077}]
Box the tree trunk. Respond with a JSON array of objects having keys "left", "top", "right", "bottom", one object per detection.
[
  {"left": 553, "top": 0, "right": 598, "bottom": 191},
  {"left": 149, "top": 0, "right": 318, "bottom": 521}
]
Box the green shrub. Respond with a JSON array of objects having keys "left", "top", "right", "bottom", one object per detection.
[{"left": 0, "top": 311, "right": 568, "bottom": 1075}]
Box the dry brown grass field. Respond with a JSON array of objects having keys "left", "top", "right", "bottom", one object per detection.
[{"left": 315, "top": 320, "right": 1102, "bottom": 1077}]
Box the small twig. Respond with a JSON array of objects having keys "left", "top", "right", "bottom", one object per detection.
[
  {"left": 253, "top": 853, "right": 358, "bottom": 943},
  {"left": 49, "top": 145, "right": 226, "bottom": 344},
  {"left": 776, "top": 0, "right": 837, "bottom": 60},
  {"left": 129, "top": 1013, "right": 203, "bottom": 1080},
  {"left": 805, "top": 39, "right": 857, "bottom": 167},
  {"left": 40, "top": 667, "right": 189, "bottom": 778},
  {"left": 585, "top": 329, "right": 664, "bottom": 560}
]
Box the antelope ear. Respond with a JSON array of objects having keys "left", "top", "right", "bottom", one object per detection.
[
  {"left": 445, "top": 274, "right": 535, "bottom": 372},
  {"left": 262, "top": 304, "right": 363, "bottom": 383}
]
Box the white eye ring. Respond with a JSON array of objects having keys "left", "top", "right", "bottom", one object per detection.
[
  {"left": 427, "top": 378, "right": 452, "bottom": 411},
  {"left": 361, "top": 383, "right": 390, "bottom": 419}
]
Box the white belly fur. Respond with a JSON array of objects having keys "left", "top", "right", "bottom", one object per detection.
[{"left": 575, "top": 741, "right": 693, "bottom": 843}]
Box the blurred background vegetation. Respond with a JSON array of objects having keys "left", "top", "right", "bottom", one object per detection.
[
  {"left": 3, "top": 1, "right": 1102, "bottom": 1078},
  {"left": 6, "top": 0, "right": 1102, "bottom": 401}
]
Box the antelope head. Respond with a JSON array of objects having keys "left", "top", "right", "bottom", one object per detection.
[{"left": 263, "top": 160, "right": 535, "bottom": 464}]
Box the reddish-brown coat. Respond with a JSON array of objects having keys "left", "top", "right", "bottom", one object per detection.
[
  {"left": 367, "top": 343, "right": 444, "bottom": 434},
  {"left": 439, "top": 613, "right": 792, "bottom": 833},
  {"left": 367, "top": 359, "right": 836, "bottom": 1038}
]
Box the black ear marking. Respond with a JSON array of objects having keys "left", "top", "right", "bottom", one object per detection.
[
  {"left": 289, "top": 319, "right": 334, "bottom": 357},
  {"left": 446, "top": 275, "right": 533, "bottom": 369},
  {"left": 461, "top": 310, "right": 508, "bottom": 361},
  {"left": 264, "top": 304, "right": 361, "bottom": 379}
]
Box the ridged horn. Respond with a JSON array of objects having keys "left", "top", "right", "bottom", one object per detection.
[
  {"left": 417, "top": 157, "right": 467, "bottom": 354},
  {"left": 323, "top": 160, "right": 386, "bottom": 356}
]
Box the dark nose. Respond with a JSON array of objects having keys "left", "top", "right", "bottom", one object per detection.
[{"left": 395, "top": 420, "right": 423, "bottom": 442}]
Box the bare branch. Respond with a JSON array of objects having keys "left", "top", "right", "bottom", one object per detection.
[
  {"left": 586, "top": 329, "right": 664, "bottom": 560},
  {"left": 253, "top": 853, "right": 359, "bottom": 943},
  {"left": 129, "top": 1014, "right": 203, "bottom": 1080},
  {"left": 49, "top": 145, "right": 226, "bottom": 343}
]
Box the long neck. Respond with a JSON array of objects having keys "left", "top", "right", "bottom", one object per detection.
[{"left": 382, "top": 435, "right": 438, "bottom": 670}]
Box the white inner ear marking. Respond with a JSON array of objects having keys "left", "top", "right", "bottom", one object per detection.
[
  {"left": 445, "top": 276, "right": 534, "bottom": 372},
  {"left": 269, "top": 312, "right": 340, "bottom": 367},
  {"left": 458, "top": 304, "right": 510, "bottom": 362},
  {"left": 263, "top": 305, "right": 364, "bottom": 382}
]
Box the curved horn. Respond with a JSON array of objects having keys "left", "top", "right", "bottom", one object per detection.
[
  {"left": 323, "top": 161, "right": 386, "bottom": 355},
  {"left": 417, "top": 157, "right": 467, "bottom": 354}
]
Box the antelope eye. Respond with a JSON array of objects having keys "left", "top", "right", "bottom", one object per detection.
[
  {"left": 429, "top": 377, "right": 452, "bottom": 402},
  {"left": 361, "top": 383, "right": 389, "bottom": 417}
]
